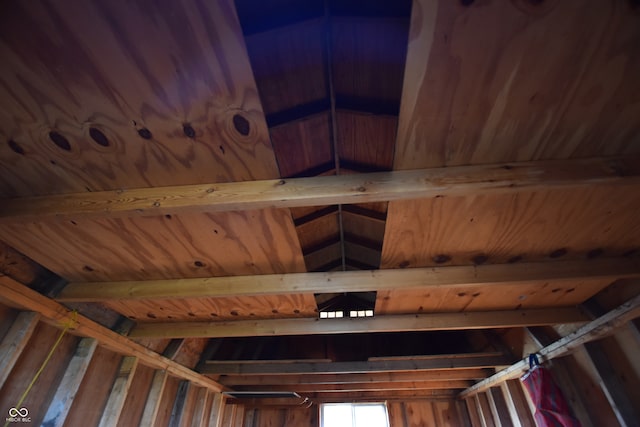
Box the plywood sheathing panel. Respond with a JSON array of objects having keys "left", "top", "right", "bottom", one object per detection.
[
  {"left": 0, "top": 0, "right": 280, "bottom": 198},
  {"left": 381, "top": 186, "right": 640, "bottom": 270},
  {"left": 376, "top": 278, "right": 613, "bottom": 315},
  {"left": 107, "top": 294, "right": 317, "bottom": 323},
  {"left": 0, "top": 209, "right": 305, "bottom": 282},
  {"left": 270, "top": 113, "right": 333, "bottom": 178},
  {"left": 395, "top": 0, "right": 640, "bottom": 170}
]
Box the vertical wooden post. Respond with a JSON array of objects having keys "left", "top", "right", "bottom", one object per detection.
[
  {"left": 489, "top": 387, "right": 514, "bottom": 427},
  {"left": 0, "top": 311, "right": 39, "bottom": 388},
  {"left": 466, "top": 397, "right": 482, "bottom": 427},
  {"left": 584, "top": 340, "right": 639, "bottom": 426},
  {"left": 207, "top": 393, "right": 224, "bottom": 427},
  {"left": 476, "top": 393, "right": 496, "bottom": 427},
  {"left": 41, "top": 338, "right": 98, "bottom": 427},
  {"left": 169, "top": 381, "right": 190, "bottom": 427},
  {"left": 139, "top": 370, "right": 168, "bottom": 426},
  {"left": 501, "top": 380, "right": 534, "bottom": 427},
  {"left": 98, "top": 356, "right": 138, "bottom": 427},
  {"left": 187, "top": 387, "right": 208, "bottom": 427}
]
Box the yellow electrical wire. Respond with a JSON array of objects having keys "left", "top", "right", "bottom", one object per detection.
[{"left": 4, "top": 311, "right": 78, "bottom": 427}]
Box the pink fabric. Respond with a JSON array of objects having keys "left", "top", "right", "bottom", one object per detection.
[{"left": 521, "top": 355, "right": 581, "bottom": 427}]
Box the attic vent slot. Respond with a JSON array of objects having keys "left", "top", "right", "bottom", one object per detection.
[{"left": 315, "top": 292, "right": 376, "bottom": 319}]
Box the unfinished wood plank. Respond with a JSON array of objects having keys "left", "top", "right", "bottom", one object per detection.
[
  {"left": 466, "top": 397, "right": 483, "bottom": 427},
  {"left": 139, "top": 370, "right": 169, "bottom": 427},
  {"left": 394, "top": 0, "right": 640, "bottom": 170},
  {"left": 584, "top": 340, "right": 639, "bottom": 426},
  {"left": 1, "top": 156, "right": 638, "bottom": 222},
  {"left": 476, "top": 393, "right": 496, "bottom": 427},
  {"left": 0, "top": 0, "right": 279, "bottom": 199},
  {"left": 201, "top": 353, "right": 511, "bottom": 375},
  {"left": 217, "top": 368, "right": 489, "bottom": 386},
  {"left": 489, "top": 387, "right": 514, "bottom": 427},
  {"left": 0, "top": 209, "right": 306, "bottom": 284},
  {"left": 459, "top": 293, "right": 640, "bottom": 397},
  {"left": 382, "top": 186, "right": 640, "bottom": 270},
  {"left": 233, "top": 379, "right": 472, "bottom": 393},
  {"left": 0, "top": 311, "right": 39, "bottom": 388},
  {"left": 98, "top": 357, "right": 139, "bottom": 427},
  {"left": 57, "top": 258, "right": 640, "bottom": 302},
  {"left": 41, "top": 338, "right": 98, "bottom": 427},
  {"left": 187, "top": 387, "right": 208, "bottom": 427},
  {"left": 0, "top": 274, "right": 223, "bottom": 391},
  {"left": 501, "top": 381, "right": 534, "bottom": 427},
  {"left": 208, "top": 393, "right": 225, "bottom": 427},
  {"left": 130, "top": 307, "right": 587, "bottom": 339}
]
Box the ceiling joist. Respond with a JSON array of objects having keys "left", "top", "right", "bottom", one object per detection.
[
  {"left": 217, "top": 369, "right": 490, "bottom": 386},
  {"left": 459, "top": 293, "right": 640, "bottom": 398},
  {"left": 57, "top": 258, "right": 640, "bottom": 303},
  {"left": 1, "top": 155, "right": 638, "bottom": 222},
  {"left": 130, "top": 308, "right": 588, "bottom": 339},
  {"left": 201, "top": 353, "right": 511, "bottom": 375}
]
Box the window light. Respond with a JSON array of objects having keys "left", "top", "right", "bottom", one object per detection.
[{"left": 316, "top": 292, "right": 376, "bottom": 319}]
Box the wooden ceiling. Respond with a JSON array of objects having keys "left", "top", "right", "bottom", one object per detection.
[{"left": 1, "top": 0, "right": 640, "bottom": 402}]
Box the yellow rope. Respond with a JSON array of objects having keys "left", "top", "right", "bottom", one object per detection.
[{"left": 4, "top": 311, "right": 77, "bottom": 427}]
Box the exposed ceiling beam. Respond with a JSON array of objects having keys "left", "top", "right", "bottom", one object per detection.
[
  {"left": 1, "top": 155, "right": 638, "bottom": 222},
  {"left": 130, "top": 308, "right": 588, "bottom": 339},
  {"left": 459, "top": 293, "right": 640, "bottom": 398},
  {"left": 201, "top": 353, "right": 512, "bottom": 375},
  {"left": 217, "top": 368, "right": 490, "bottom": 386},
  {"left": 0, "top": 275, "right": 223, "bottom": 392},
  {"left": 233, "top": 380, "right": 473, "bottom": 392},
  {"left": 57, "top": 258, "right": 640, "bottom": 303}
]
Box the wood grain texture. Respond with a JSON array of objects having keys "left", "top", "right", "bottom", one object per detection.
[
  {"left": 244, "top": 18, "right": 326, "bottom": 115},
  {"left": 63, "top": 346, "right": 122, "bottom": 427},
  {"left": 376, "top": 278, "right": 612, "bottom": 315},
  {"left": 4, "top": 155, "right": 638, "bottom": 222},
  {"left": 0, "top": 0, "right": 279, "bottom": 199},
  {"left": 270, "top": 113, "right": 333, "bottom": 178},
  {"left": 336, "top": 112, "right": 396, "bottom": 170},
  {"left": 0, "top": 209, "right": 305, "bottom": 282},
  {"left": 395, "top": 0, "right": 640, "bottom": 170},
  {"left": 130, "top": 308, "right": 587, "bottom": 339},
  {"left": 107, "top": 294, "right": 317, "bottom": 323},
  {"left": 387, "top": 400, "right": 465, "bottom": 427},
  {"left": 381, "top": 186, "right": 640, "bottom": 269}
]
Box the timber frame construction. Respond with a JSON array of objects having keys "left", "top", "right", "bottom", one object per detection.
[{"left": 1, "top": 1, "right": 640, "bottom": 426}]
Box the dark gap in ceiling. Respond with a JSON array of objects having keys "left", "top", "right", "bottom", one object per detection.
[
  {"left": 235, "top": 0, "right": 410, "bottom": 270},
  {"left": 235, "top": 0, "right": 324, "bottom": 36},
  {"left": 202, "top": 331, "right": 472, "bottom": 363}
]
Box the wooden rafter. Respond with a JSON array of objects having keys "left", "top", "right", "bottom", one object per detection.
[
  {"left": 56, "top": 258, "right": 640, "bottom": 302},
  {"left": 0, "top": 274, "right": 223, "bottom": 392},
  {"left": 1, "top": 155, "right": 638, "bottom": 222},
  {"left": 130, "top": 308, "right": 588, "bottom": 339},
  {"left": 459, "top": 293, "right": 640, "bottom": 398}
]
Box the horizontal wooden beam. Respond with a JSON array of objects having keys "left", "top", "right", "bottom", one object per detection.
[
  {"left": 1, "top": 155, "right": 638, "bottom": 222},
  {"left": 459, "top": 293, "right": 640, "bottom": 398},
  {"left": 130, "top": 308, "right": 588, "bottom": 339},
  {"left": 0, "top": 274, "right": 223, "bottom": 392},
  {"left": 201, "top": 353, "right": 512, "bottom": 375},
  {"left": 217, "top": 368, "right": 490, "bottom": 386},
  {"left": 56, "top": 258, "right": 640, "bottom": 302},
  {"left": 233, "top": 380, "right": 473, "bottom": 393}
]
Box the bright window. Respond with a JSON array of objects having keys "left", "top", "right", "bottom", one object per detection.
[{"left": 320, "top": 403, "right": 389, "bottom": 427}]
